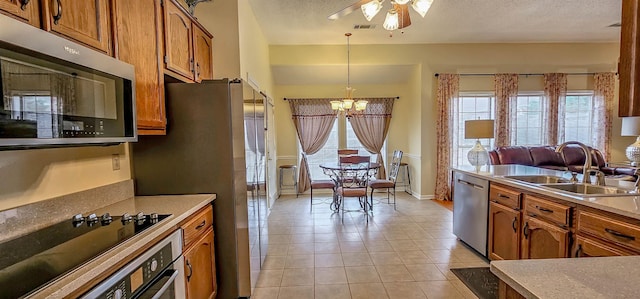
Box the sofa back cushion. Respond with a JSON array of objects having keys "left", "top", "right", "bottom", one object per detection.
[
  {"left": 494, "top": 146, "right": 534, "bottom": 165},
  {"left": 530, "top": 146, "right": 565, "bottom": 167},
  {"left": 559, "top": 145, "right": 603, "bottom": 167}
]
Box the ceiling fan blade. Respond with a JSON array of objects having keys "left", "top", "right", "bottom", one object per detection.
[
  {"left": 394, "top": 3, "right": 412, "bottom": 29},
  {"left": 327, "top": 0, "right": 371, "bottom": 20}
]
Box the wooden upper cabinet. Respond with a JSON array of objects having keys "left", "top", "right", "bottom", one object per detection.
[
  {"left": 113, "top": 0, "right": 166, "bottom": 134},
  {"left": 521, "top": 215, "right": 570, "bottom": 259},
  {"left": 193, "top": 24, "right": 213, "bottom": 82},
  {"left": 488, "top": 202, "right": 520, "bottom": 261},
  {"left": 619, "top": 0, "right": 640, "bottom": 116},
  {"left": 162, "top": 0, "right": 213, "bottom": 82},
  {"left": 163, "top": 0, "right": 194, "bottom": 80},
  {"left": 41, "top": 0, "right": 112, "bottom": 55},
  {"left": 0, "top": 0, "right": 40, "bottom": 27}
]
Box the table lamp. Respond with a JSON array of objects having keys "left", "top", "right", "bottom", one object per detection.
[
  {"left": 465, "top": 119, "right": 495, "bottom": 168},
  {"left": 621, "top": 117, "right": 640, "bottom": 166}
]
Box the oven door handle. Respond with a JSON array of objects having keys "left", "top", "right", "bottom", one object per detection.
[{"left": 140, "top": 269, "right": 179, "bottom": 299}]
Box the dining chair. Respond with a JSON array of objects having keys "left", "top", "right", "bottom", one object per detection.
[
  {"left": 301, "top": 152, "right": 336, "bottom": 212},
  {"left": 336, "top": 155, "right": 371, "bottom": 223},
  {"left": 368, "top": 150, "right": 403, "bottom": 210},
  {"left": 338, "top": 149, "right": 359, "bottom": 157}
]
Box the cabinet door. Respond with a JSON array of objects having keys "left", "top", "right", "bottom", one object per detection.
[
  {"left": 574, "top": 235, "right": 633, "bottom": 258},
  {"left": 184, "top": 227, "right": 217, "bottom": 299},
  {"left": 0, "top": 0, "right": 40, "bottom": 27},
  {"left": 619, "top": 0, "right": 640, "bottom": 116},
  {"left": 42, "top": 0, "right": 112, "bottom": 54},
  {"left": 488, "top": 202, "right": 520, "bottom": 260},
  {"left": 521, "top": 216, "right": 569, "bottom": 259},
  {"left": 113, "top": 0, "right": 166, "bottom": 134},
  {"left": 193, "top": 24, "right": 213, "bottom": 82},
  {"left": 163, "top": 0, "right": 194, "bottom": 80}
]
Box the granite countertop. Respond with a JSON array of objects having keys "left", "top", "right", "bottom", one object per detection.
[
  {"left": 490, "top": 256, "right": 640, "bottom": 298},
  {"left": 452, "top": 165, "right": 640, "bottom": 220},
  {"left": 29, "top": 193, "right": 215, "bottom": 299}
]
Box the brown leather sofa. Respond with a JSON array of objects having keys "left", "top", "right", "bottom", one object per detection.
[{"left": 488, "top": 145, "right": 637, "bottom": 177}]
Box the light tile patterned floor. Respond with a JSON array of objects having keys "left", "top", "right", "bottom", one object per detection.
[{"left": 253, "top": 192, "right": 488, "bottom": 299}]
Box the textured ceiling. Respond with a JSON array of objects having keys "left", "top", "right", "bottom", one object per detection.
[{"left": 247, "top": 0, "right": 622, "bottom": 45}]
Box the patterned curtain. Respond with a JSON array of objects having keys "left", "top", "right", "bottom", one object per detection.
[
  {"left": 288, "top": 99, "right": 338, "bottom": 193},
  {"left": 348, "top": 97, "right": 395, "bottom": 179},
  {"left": 435, "top": 74, "right": 459, "bottom": 201},
  {"left": 543, "top": 73, "right": 567, "bottom": 146},
  {"left": 593, "top": 73, "right": 616, "bottom": 160},
  {"left": 494, "top": 74, "right": 519, "bottom": 147}
]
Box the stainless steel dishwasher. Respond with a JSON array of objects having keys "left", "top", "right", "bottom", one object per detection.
[{"left": 452, "top": 171, "right": 489, "bottom": 257}]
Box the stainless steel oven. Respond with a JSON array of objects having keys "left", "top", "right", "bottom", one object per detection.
[{"left": 81, "top": 230, "right": 186, "bottom": 299}]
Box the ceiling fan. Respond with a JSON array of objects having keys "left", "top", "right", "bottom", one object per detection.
[{"left": 327, "top": 0, "right": 434, "bottom": 31}]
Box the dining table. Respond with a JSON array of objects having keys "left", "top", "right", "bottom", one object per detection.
[{"left": 319, "top": 162, "right": 381, "bottom": 211}]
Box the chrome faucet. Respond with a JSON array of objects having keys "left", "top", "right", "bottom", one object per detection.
[
  {"left": 556, "top": 141, "right": 592, "bottom": 184},
  {"left": 634, "top": 169, "right": 640, "bottom": 193}
]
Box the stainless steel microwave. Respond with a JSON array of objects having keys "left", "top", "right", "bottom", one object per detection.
[{"left": 0, "top": 15, "right": 136, "bottom": 149}]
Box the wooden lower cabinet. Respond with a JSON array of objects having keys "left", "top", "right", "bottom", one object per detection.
[
  {"left": 488, "top": 202, "right": 520, "bottom": 260},
  {"left": 184, "top": 226, "right": 217, "bottom": 299},
  {"left": 521, "top": 215, "right": 569, "bottom": 259},
  {"left": 498, "top": 280, "right": 526, "bottom": 299}
]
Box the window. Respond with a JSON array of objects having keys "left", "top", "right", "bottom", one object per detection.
[
  {"left": 305, "top": 119, "right": 339, "bottom": 180},
  {"left": 562, "top": 92, "right": 595, "bottom": 146},
  {"left": 513, "top": 93, "right": 545, "bottom": 146},
  {"left": 453, "top": 94, "right": 495, "bottom": 167},
  {"left": 304, "top": 117, "right": 386, "bottom": 180}
]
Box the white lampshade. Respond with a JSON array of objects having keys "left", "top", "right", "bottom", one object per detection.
[
  {"left": 361, "top": 0, "right": 383, "bottom": 21},
  {"left": 395, "top": 0, "right": 411, "bottom": 4},
  {"left": 383, "top": 9, "right": 399, "bottom": 30},
  {"left": 330, "top": 100, "right": 343, "bottom": 110},
  {"left": 621, "top": 117, "right": 640, "bottom": 136},
  {"left": 411, "top": 0, "right": 433, "bottom": 17},
  {"left": 465, "top": 119, "right": 495, "bottom": 139}
]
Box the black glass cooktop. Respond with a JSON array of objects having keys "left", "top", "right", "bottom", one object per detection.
[{"left": 0, "top": 213, "right": 170, "bottom": 299}]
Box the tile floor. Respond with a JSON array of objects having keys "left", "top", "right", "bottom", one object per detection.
[{"left": 253, "top": 191, "right": 488, "bottom": 299}]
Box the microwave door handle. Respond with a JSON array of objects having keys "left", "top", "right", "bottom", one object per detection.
[{"left": 142, "top": 269, "right": 179, "bottom": 299}]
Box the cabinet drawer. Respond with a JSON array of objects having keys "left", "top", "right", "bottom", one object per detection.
[
  {"left": 489, "top": 184, "right": 521, "bottom": 209},
  {"left": 574, "top": 235, "right": 633, "bottom": 257},
  {"left": 523, "top": 195, "right": 570, "bottom": 227},
  {"left": 578, "top": 211, "right": 640, "bottom": 251},
  {"left": 182, "top": 205, "right": 213, "bottom": 248}
]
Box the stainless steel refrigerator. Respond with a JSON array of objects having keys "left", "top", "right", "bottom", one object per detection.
[{"left": 131, "top": 78, "right": 268, "bottom": 299}]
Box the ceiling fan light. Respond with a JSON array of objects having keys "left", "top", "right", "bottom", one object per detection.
[
  {"left": 383, "top": 9, "right": 399, "bottom": 31},
  {"left": 395, "top": 0, "right": 411, "bottom": 4},
  {"left": 411, "top": 0, "right": 433, "bottom": 17},
  {"left": 361, "top": 0, "right": 383, "bottom": 21}
]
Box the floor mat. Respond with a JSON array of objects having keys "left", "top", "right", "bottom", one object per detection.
[{"left": 450, "top": 267, "right": 498, "bottom": 299}]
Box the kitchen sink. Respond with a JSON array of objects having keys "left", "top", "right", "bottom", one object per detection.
[
  {"left": 539, "top": 183, "right": 637, "bottom": 196},
  {"left": 504, "top": 175, "right": 569, "bottom": 184}
]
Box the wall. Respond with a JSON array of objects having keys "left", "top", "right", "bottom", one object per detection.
[
  {"left": 272, "top": 42, "right": 622, "bottom": 199},
  {"left": 0, "top": 144, "right": 130, "bottom": 211}
]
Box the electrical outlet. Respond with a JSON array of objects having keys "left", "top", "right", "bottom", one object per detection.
[{"left": 112, "top": 154, "right": 120, "bottom": 170}]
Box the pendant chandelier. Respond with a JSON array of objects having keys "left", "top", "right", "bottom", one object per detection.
[
  {"left": 361, "top": 0, "right": 434, "bottom": 31},
  {"left": 331, "top": 33, "right": 367, "bottom": 113}
]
